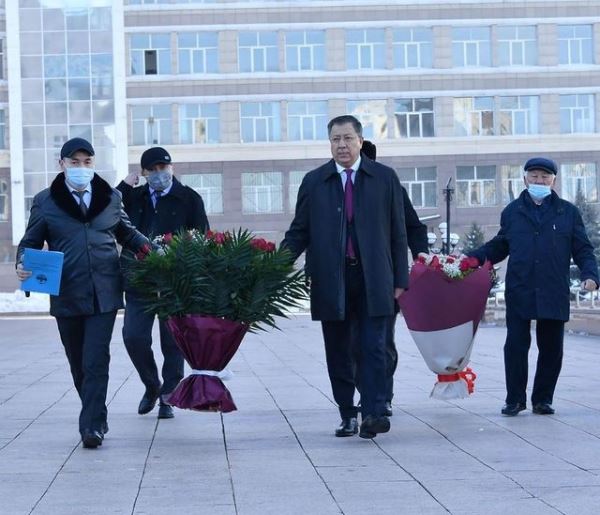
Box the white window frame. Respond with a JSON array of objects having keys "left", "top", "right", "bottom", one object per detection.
[
  {"left": 131, "top": 105, "right": 173, "bottom": 146},
  {"left": 242, "top": 171, "right": 283, "bottom": 214},
  {"left": 392, "top": 28, "right": 433, "bottom": 69},
  {"left": 560, "top": 94, "right": 595, "bottom": 134},
  {"left": 347, "top": 99, "right": 388, "bottom": 139},
  {"left": 177, "top": 32, "right": 218, "bottom": 74},
  {"left": 288, "top": 171, "right": 307, "bottom": 211},
  {"left": 561, "top": 163, "right": 598, "bottom": 203},
  {"left": 456, "top": 165, "right": 497, "bottom": 207},
  {"left": 452, "top": 27, "right": 491, "bottom": 67},
  {"left": 287, "top": 101, "right": 328, "bottom": 141},
  {"left": 240, "top": 102, "right": 281, "bottom": 143},
  {"left": 346, "top": 29, "right": 386, "bottom": 70},
  {"left": 558, "top": 25, "right": 594, "bottom": 65},
  {"left": 453, "top": 97, "right": 494, "bottom": 136},
  {"left": 498, "top": 96, "right": 539, "bottom": 135},
  {"left": 497, "top": 26, "right": 537, "bottom": 66},
  {"left": 179, "top": 104, "right": 220, "bottom": 144},
  {"left": 285, "top": 31, "right": 325, "bottom": 71},
  {"left": 180, "top": 173, "right": 223, "bottom": 215},
  {"left": 129, "top": 33, "right": 171, "bottom": 75},
  {"left": 394, "top": 98, "right": 434, "bottom": 138},
  {"left": 238, "top": 31, "right": 278, "bottom": 73},
  {"left": 500, "top": 164, "right": 524, "bottom": 204},
  {"left": 398, "top": 167, "right": 437, "bottom": 208}
]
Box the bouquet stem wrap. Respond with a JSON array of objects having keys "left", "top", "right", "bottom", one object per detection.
[
  {"left": 166, "top": 315, "right": 248, "bottom": 412},
  {"left": 398, "top": 261, "right": 492, "bottom": 399}
]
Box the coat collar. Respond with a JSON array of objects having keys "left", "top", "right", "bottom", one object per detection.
[
  {"left": 50, "top": 172, "right": 113, "bottom": 221},
  {"left": 321, "top": 157, "right": 375, "bottom": 182},
  {"left": 516, "top": 189, "right": 564, "bottom": 225}
]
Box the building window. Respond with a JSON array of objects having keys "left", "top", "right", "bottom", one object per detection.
[
  {"left": 238, "top": 31, "right": 278, "bottom": 73},
  {"left": 500, "top": 164, "right": 524, "bottom": 204},
  {"left": 346, "top": 29, "right": 385, "bottom": 70},
  {"left": 558, "top": 25, "right": 594, "bottom": 65},
  {"left": 452, "top": 27, "right": 491, "bottom": 67},
  {"left": 288, "top": 171, "right": 307, "bottom": 211},
  {"left": 393, "top": 28, "right": 433, "bottom": 68},
  {"left": 178, "top": 32, "right": 218, "bottom": 74},
  {"left": 131, "top": 104, "right": 173, "bottom": 145},
  {"left": 240, "top": 102, "right": 281, "bottom": 143},
  {"left": 0, "top": 39, "right": 4, "bottom": 79},
  {"left": 0, "top": 179, "right": 7, "bottom": 221},
  {"left": 499, "top": 96, "right": 539, "bottom": 135},
  {"left": 394, "top": 98, "right": 434, "bottom": 138},
  {"left": 180, "top": 173, "right": 223, "bottom": 214},
  {"left": 560, "top": 94, "right": 595, "bottom": 133},
  {"left": 347, "top": 99, "right": 387, "bottom": 139},
  {"left": 179, "top": 104, "right": 219, "bottom": 144},
  {"left": 561, "top": 163, "right": 598, "bottom": 202},
  {"left": 287, "top": 101, "right": 328, "bottom": 141},
  {"left": 130, "top": 34, "right": 171, "bottom": 75},
  {"left": 456, "top": 165, "right": 496, "bottom": 206},
  {"left": 0, "top": 110, "right": 5, "bottom": 149},
  {"left": 285, "top": 31, "right": 325, "bottom": 71},
  {"left": 242, "top": 171, "right": 283, "bottom": 214},
  {"left": 497, "top": 26, "right": 537, "bottom": 66},
  {"left": 398, "top": 167, "right": 437, "bottom": 208},
  {"left": 454, "top": 97, "right": 494, "bottom": 136}
]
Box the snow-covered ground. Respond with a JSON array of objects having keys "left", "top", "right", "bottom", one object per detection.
[{"left": 0, "top": 290, "right": 49, "bottom": 313}]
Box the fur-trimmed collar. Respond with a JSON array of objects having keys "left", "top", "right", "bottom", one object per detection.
[{"left": 50, "top": 172, "right": 113, "bottom": 221}]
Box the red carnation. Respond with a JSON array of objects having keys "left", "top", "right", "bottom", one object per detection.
[
  {"left": 135, "top": 242, "right": 152, "bottom": 260},
  {"left": 163, "top": 232, "right": 173, "bottom": 244},
  {"left": 466, "top": 256, "right": 480, "bottom": 269}
]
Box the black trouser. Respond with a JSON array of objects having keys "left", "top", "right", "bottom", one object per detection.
[
  {"left": 122, "top": 293, "right": 184, "bottom": 396},
  {"left": 321, "top": 261, "right": 389, "bottom": 419},
  {"left": 56, "top": 311, "right": 117, "bottom": 435},
  {"left": 504, "top": 308, "right": 565, "bottom": 406}
]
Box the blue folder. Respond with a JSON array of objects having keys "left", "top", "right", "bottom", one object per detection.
[{"left": 21, "top": 248, "right": 64, "bottom": 296}]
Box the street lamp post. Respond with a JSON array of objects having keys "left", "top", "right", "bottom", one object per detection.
[{"left": 442, "top": 177, "right": 454, "bottom": 255}]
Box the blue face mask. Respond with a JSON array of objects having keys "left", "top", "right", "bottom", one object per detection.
[
  {"left": 65, "top": 167, "right": 94, "bottom": 190},
  {"left": 146, "top": 170, "right": 172, "bottom": 191},
  {"left": 527, "top": 183, "right": 552, "bottom": 201}
]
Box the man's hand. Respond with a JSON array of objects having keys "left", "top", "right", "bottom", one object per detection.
[
  {"left": 16, "top": 263, "right": 32, "bottom": 282},
  {"left": 123, "top": 170, "right": 140, "bottom": 187},
  {"left": 394, "top": 287, "right": 405, "bottom": 300},
  {"left": 582, "top": 279, "right": 598, "bottom": 291}
]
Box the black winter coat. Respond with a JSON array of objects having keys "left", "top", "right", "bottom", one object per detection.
[
  {"left": 470, "top": 190, "right": 599, "bottom": 321},
  {"left": 17, "top": 173, "right": 148, "bottom": 317},
  {"left": 283, "top": 157, "right": 408, "bottom": 321}
]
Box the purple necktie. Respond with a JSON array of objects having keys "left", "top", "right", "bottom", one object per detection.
[{"left": 344, "top": 169, "right": 355, "bottom": 258}]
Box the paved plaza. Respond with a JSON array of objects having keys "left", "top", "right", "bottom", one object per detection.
[{"left": 1, "top": 314, "right": 600, "bottom": 515}]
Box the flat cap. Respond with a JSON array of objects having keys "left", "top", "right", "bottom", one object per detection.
[
  {"left": 524, "top": 157, "right": 558, "bottom": 175},
  {"left": 141, "top": 147, "right": 172, "bottom": 170},
  {"left": 60, "top": 137, "right": 95, "bottom": 159}
]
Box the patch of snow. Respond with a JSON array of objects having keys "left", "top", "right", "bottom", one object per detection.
[{"left": 0, "top": 290, "right": 50, "bottom": 313}]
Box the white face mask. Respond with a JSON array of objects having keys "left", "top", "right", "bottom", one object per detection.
[{"left": 65, "top": 167, "right": 94, "bottom": 190}]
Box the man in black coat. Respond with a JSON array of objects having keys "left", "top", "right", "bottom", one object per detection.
[
  {"left": 16, "top": 138, "right": 149, "bottom": 449},
  {"left": 359, "top": 140, "right": 428, "bottom": 415},
  {"left": 282, "top": 115, "right": 409, "bottom": 439},
  {"left": 469, "top": 157, "right": 599, "bottom": 416},
  {"left": 117, "top": 147, "right": 209, "bottom": 419}
]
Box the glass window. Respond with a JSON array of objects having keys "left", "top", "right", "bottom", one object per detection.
[
  {"left": 238, "top": 31, "right": 278, "bottom": 72},
  {"left": 347, "top": 99, "right": 387, "bottom": 139},
  {"left": 453, "top": 97, "right": 494, "bottom": 136},
  {"left": 242, "top": 171, "right": 283, "bottom": 214},
  {"left": 130, "top": 33, "right": 171, "bottom": 75},
  {"left": 178, "top": 32, "right": 218, "bottom": 74},
  {"left": 558, "top": 25, "right": 594, "bottom": 65},
  {"left": 179, "top": 173, "right": 223, "bottom": 214},
  {"left": 561, "top": 163, "right": 598, "bottom": 202},
  {"left": 452, "top": 27, "right": 491, "bottom": 67},
  {"left": 560, "top": 94, "right": 595, "bottom": 133},
  {"left": 0, "top": 40, "right": 4, "bottom": 79},
  {"left": 393, "top": 28, "right": 433, "bottom": 68},
  {"left": 499, "top": 96, "right": 539, "bottom": 135},
  {"left": 393, "top": 98, "right": 434, "bottom": 138},
  {"left": 497, "top": 26, "right": 537, "bottom": 66},
  {"left": 285, "top": 31, "right": 325, "bottom": 71},
  {"left": 500, "top": 164, "right": 524, "bottom": 204},
  {"left": 288, "top": 171, "right": 307, "bottom": 211},
  {"left": 346, "top": 29, "right": 385, "bottom": 70},
  {"left": 179, "top": 103, "right": 220, "bottom": 144},
  {"left": 0, "top": 179, "right": 8, "bottom": 221},
  {"left": 287, "top": 101, "right": 328, "bottom": 141},
  {"left": 131, "top": 104, "right": 173, "bottom": 145},
  {"left": 0, "top": 110, "right": 5, "bottom": 149},
  {"left": 397, "top": 167, "right": 437, "bottom": 207},
  {"left": 456, "top": 165, "right": 496, "bottom": 206},
  {"left": 240, "top": 102, "right": 281, "bottom": 143}
]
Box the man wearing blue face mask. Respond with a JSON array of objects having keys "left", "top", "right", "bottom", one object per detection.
[
  {"left": 469, "top": 157, "right": 599, "bottom": 417},
  {"left": 117, "top": 147, "right": 209, "bottom": 420},
  {"left": 16, "top": 137, "right": 150, "bottom": 449}
]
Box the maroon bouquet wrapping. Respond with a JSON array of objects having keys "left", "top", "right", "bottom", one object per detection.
[
  {"left": 398, "top": 256, "right": 492, "bottom": 399},
  {"left": 166, "top": 315, "right": 249, "bottom": 413}
]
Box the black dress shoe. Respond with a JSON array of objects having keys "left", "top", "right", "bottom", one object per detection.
[
  {"left": 532, "top": 403, "right": 555, "bottom": 415},
  {"left": 157, "top": 403, "right": 174, "bottom": 419},
  {"left": 138, "top": 390, "right": 160, "bottom": 415},
  {"left": 384, "top": 401, "right": 393, "bottom": 417},
  {"left": 501, "top": 403, "right": 526, "bottom": 416},
  {"left": 82, "top": 429, "right": 103, "bottom": 449},
  {"left": 101, "top": 422, "right": 109, "bottom": 435},
  {"left": 335, "top": 417, "right": 358, "bottom": 437},
  {"left": 359, "top": 415, "right": 391, "bottom": 439}
]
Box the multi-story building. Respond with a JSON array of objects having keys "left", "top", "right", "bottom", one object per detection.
[{"left": 1, "top": 0, "right": 599, "bottom": 286}]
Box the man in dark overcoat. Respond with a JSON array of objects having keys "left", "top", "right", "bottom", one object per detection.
[
  {"left": 117, "top": 147, "right": 209, "bottom": 419},
  {"left": 16, "top": 137, "right": 149, "bottom": 448},
  {"left": 282, "top": 115, "right": 409, "bottom": 439},
  {"left": 469, "top": 157, "right": 598, "bottom": 416}
]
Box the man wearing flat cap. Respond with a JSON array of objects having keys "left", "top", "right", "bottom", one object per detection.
[
  {"left": 469, "top": 157, "right": 599, "bottom": 417},
  {"left": 117, "top": 147, "right": 209, "bottom": 420},
  {"left": 16, "top": 137, "right": 149, "bottom": 449}
]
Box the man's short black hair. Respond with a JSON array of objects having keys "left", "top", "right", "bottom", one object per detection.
[
  {"left": 361, "top": 140, "right": 377, "bottom": 160},
  {"left": 327, "top": 115, "right": 363, "bottom": 136}
]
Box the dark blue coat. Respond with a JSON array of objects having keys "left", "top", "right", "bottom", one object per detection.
[
  {"left": 471, "top": 190, "right": 599, "bottom": 321},
  {"left": 282, "top": 157, "right": 409, "bottom": 321}
]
